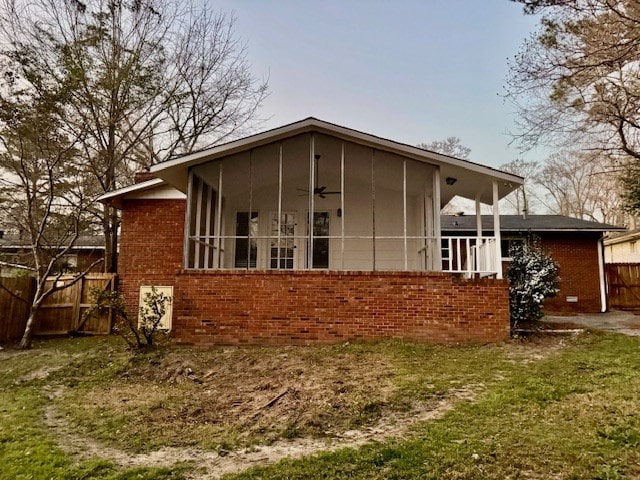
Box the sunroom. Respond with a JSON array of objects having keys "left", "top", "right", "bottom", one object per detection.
[{"left": 153, "top": 118, "right": 522, "bottom": 278}]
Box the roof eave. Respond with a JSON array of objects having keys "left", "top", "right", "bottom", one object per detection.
[
  {"left": 97, "top": 178, "right": 165, "bottom": 208},
  {"left": 149, "top": 117, "right": 524, "bottom": 198}
]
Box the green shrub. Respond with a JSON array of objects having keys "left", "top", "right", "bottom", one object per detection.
[{"left": 507, "top": 237, "right": 560, "bottom": 329}]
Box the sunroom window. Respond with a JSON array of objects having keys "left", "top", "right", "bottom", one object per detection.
[
  {"left": 184, "top": 132, "right": 443, "bottom": 271},
  {"left": 234, "top": 212, "right": 258, "bottom": 268}
]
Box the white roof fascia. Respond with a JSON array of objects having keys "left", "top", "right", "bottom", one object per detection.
[
  {"left": 604, "top": 231, "right": 640, "bottom": 246},
  {"left": 150, "top": 118, "right": 524, "bottom": 187},
  {"left": 97, "top": 178, "right": 164, "bottom": 203}
]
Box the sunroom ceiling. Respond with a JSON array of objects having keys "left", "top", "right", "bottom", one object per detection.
[{"left": 150, "top": 118, "right": 522, "bottom": 207}]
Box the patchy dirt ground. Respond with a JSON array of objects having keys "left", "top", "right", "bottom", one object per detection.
[
  {"left": 69, "top": 345, "right": 407, "bottom": 452},
  {"left": 11, "top": 335, "right": 578, "bottom": 479},
  {"left": 46, "top": 383, "right": 480, "bottom": 479}
]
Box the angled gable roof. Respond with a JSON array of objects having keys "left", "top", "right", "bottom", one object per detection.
[{"left": 148, "top": 117, "right": 523, "bottom": 206}]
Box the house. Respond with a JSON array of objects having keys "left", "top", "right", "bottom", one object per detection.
[
  {"left": 0, "top": 232, "right": 105, "bottom": 274},
  {"left": 99, "top": 117, "right": 523, "bottom": 345},
  {"left": 442, "top": 215, "right": 625, "bottom": 314},
  {"left": 604, "top": 229, "right": 640, "bottom": 264}
]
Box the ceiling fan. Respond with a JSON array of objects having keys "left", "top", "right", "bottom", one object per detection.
[{"left": 297, "top": 154, "right": 341, "bottom": 199}]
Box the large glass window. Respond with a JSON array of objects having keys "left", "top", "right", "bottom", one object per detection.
[
  {"left": 310, "top": 212, "right": 330, "bottom": 269},
  {"left": 234, "top": 212, "right": 258, "bottom": 268}
]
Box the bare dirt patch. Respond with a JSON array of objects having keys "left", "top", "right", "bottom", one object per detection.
[
  {"left": 502, "top": 331, "right": 576, "bottom": 364},
  {"left": 42, "top": 338, "right": 576, "bottom": 478},
  {"left": 68, "top": 345, "right": 403, "bottom": 452},
  {"left": 0, "top": 347, "right": 29, "bottom": 362},
  {"left": 45, "top": 383, "right": 480, "bottom": 479}
]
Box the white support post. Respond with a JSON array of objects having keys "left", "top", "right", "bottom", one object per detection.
[
  {"left": 308, "top": 134, "right": 315, "bottom": 269},
  {"left": 247, "top": 150, "right": 253, "bottom": 269},
  {"left": 184, "top": 169, "right": 194, "bottom": 268},
  {"left": 475, "top": 194, "right": 482, "bottom": 274},
  {"left": 403, "top": 159, "right": 408, "bottom": 271},
  {"left": 204, "top": 182, "right": 213, "bottom": 268},
  {"left": 424, "top": 192, "right": 433, "bottom": 271},
  {"left": 194, "top": 176, "right": 202, "bottom": 268},
  {"left": 277, "top": 143, "right": 283, "bottom": 269},
  {"left": 340, "top": 142, "right": 345, "bottom": 270},
  {"left": 215, "top": 163, "right": 223, "bottom": 268},
  {"left": 371, "top": 149, "right": 376, "bottom": 271},
  {"left": 492, "top": 180, "right": 503, "bottom": 279},
  {"left": 432, "top": 168, "right": 442, "bottom": 269},
  {"left": 598, "top": 237, "right": 607, "bottom": 312},
  {"left": 475, "top": 194, "right": 482, "bottom": 238}
]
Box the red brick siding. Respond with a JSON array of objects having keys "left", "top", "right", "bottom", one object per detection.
[
  {"left": 119, "top": 198, "right": 186, "bottom": 316},
  {"left": 119, "top": 198, "right": 510, "bottom": 345},
  {"left": 502, "top": 233, "right": 603, "bottom": 314},
  {"left": 171, "top": 271, "right": 509, "bottom": 345},
  {"left": 538, "top": 233, "right": 603, "bottom": 313}
]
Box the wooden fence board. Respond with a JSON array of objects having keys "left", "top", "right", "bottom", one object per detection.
[
  {"left": 0, "top": 276, "right": 35, "bottom": 343},
  {"left": 0, "top": 273, "right": 116, "bottom": 342},
  {"left": 606, "top": 263, "right": 640, "bottom": 310},
  {"left": 34, "top": 273, "right": 116, "bottom": 336}
]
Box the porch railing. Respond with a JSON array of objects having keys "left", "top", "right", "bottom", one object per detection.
[
  {"left": 186, "top": 234, "right": 499, "bottom": 276},
  {"left": 441, "top": 236, "right": 498, "bottom": 276}
]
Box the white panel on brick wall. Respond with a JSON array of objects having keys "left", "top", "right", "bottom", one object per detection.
[{"left": 138, "top": 286, "right": 173, "bottom": 330}]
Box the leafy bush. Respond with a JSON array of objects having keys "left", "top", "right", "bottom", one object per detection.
[
  {"left": 507, "top": 238, "right": 560, "bottom": 329},
  {"left": 89, "top": 286, "right": 172, "bottom": 349}
]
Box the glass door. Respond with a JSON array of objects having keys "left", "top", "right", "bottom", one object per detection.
[{"left": 270, "top": 212, "right": 296, "bottom": 269}]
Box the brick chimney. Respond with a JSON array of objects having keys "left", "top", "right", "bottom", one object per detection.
[{"left": 133, "top": 170, "right": 157, "bottom": 184}]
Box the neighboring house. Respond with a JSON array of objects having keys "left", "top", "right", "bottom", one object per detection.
[
  {"left": 0, "top": 232, "right": 105, "bottom": 273},
  {"left": 100, "top": 117, "right": 523, "bottom": 345},
  {"left": 442, "top": 215, "right": 625, "bottom": 314},
  {"left": 604, "top": 230, "right": 640, "bottom": 264}
]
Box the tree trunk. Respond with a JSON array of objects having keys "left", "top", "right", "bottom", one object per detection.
[
  {"left": 19, "top": 308, "right": 38, "bottom": 349},
  {"left": 109, "top": 208, "right": 119, "bottom": 273},
  {"left": 102, "top": 203, "right": 119, "bottom": 273}
]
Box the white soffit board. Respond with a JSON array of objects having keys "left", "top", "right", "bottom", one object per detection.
[{"left": 127, "top": 185, "right": 186, "bottom": 200}]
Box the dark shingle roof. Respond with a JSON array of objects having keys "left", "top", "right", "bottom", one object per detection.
[
  {"left": 0, "top": 234, "right": 105, "bottom": 249},
  {"left": 441, "top": 215, "right": 625, "bottom": 233}
]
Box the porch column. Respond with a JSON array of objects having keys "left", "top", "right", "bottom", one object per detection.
[
  {"left": 475, "top": 194, "right": 482, "bottom": 238},
  {"left": 340, "top": 142, "right": 345, "bottom": 270},
  {"left": 215, "top": 163, "right": 223, "bottom": 268},
  {"left": 432, "top": 167, "right": 442, "bottom": 268},
  {"left": 475, "top": 193, "right": 483, "bottom": 275},
  {"left": 308, "top": 134, "right": 315, "bottom": 269},
  {"left": 403, "top": 159, "right": 408, "bottom": 270},
  {"left": 277, "top": 143, "right": 283, "bottom": 269},
  {"left": 492, "top": 180, "right": 503, "bottom": 279},
  {"left": 184, "top": 169, "right": 194, "bottom": 268}
]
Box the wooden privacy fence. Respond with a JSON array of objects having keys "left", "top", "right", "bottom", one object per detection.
[
  {"left": 35, "top": 273, "right": 117, "bottom": 335},
  {"left": 605, "top": 263, "right": 640, "bottom": 310},
  {"left": 0, "top": 276, "right": 36, "bottom": 343}
]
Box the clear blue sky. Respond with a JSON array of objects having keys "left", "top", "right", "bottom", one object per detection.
[{"left": 213, "top": 0, "right": 542, "bottom": 168}]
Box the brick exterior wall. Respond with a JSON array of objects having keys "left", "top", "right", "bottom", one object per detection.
[
  {"left": 171, "top": 271, "right": 509, "bottom": 345},
  {"left": 119, "top": 198, "right": 510, "bottom": 345},
  {"left": 119, "top": 197, "right": 186, "bottom": 289},
  {"left": 537, "top": 232, "right": 603, "bottom": 314}
]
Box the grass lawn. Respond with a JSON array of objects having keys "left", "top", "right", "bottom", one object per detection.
[{"left": 1, "top": 331, "right": 639, "bottom": 479}]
